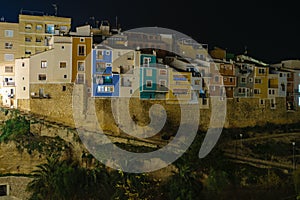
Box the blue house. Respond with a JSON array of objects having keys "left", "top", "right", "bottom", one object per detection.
[{"left": 92, "top": 45, "right": 120, "bottom": 97}]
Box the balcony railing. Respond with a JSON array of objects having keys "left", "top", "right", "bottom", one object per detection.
[{"left": 3, "top": 82, "right": 15, "bottom": 86}]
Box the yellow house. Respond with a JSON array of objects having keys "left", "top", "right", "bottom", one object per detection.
[
  {"left": 253, "top": 66, "right": 269, "bottom": 99},
  {"left": 167, "top": 69, "right": 192, "bottom": 102},
  {"left": 72, "top": 37, "right": 92, "bottom": 92}
]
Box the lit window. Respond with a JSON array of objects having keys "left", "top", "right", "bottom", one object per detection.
[
  {"left": 36, "top": 24, "right": 43, "bottom": 30},
  {"left": 41, "top": 61, "right": 47, "bottom": 68},
  {"left": 4, "top": 54, "right": 14, "bottom": 61},
  {"left": 46, "top": 24, "right": 54, "bottom": 34},
  {"left": 4, "top": 30, "right": 13, "bottom": 37}
]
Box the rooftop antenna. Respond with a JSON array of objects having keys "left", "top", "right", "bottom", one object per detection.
[
  {"left": 244, "top": 45, "right": 248, "bottom": 55},
  {"left": 52, "top": 4, "right": 58, "bottom": 16},
  {"left": 115, "top": 16, "right": 118, "bottom": 28}
]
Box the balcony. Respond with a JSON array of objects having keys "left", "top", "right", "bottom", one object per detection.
[{"left": 3, "top": 81, "right": 15, "bottom": 87}]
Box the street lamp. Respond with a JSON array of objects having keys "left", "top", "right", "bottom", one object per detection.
[{"left": 292, "top": 142, "right": 296, "bottom": 171}]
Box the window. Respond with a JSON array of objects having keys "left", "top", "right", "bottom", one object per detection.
[
  {"left": 77, "top": 74, "right": 85, "bottom": 84},
  {"left": 78, "top": 45, "right": 86, "bottom": 56},
  {"left": 80, "top": 37, "right": 85, "bottom": 42},
  {"left": 61, "top": 46, "right": 65, "bottom": 49},
  {"left": 62, "top": 86, "right": 66, "bottom": 91},
  {"left": 159, "top": 69, "right": 167, "bottom": 76},
  {"left": 22, "top": 62, "right": 25, "bottom": 67},
  {"left": 268, "top": 89, "right": 275, "bottom": 95},
  {"left": 159, "top": 80, "right": 166, "bottom": 87},
  {"left": 25, "top": 24, "right": 32, "bottom": 30},
  {"left": 106, "top": 51, "right": 110, "bottom": 55},
  {"left": 260, "top": 99, "right": 265, "bottom": 105},
  {"left": 249, "top": 78, "right": 253, "bottom": 82},
  {"left": 279, "top": 73, "right": 282, "bottom": 77},
  {"left": 271, "top": 99, "right": 276, "bottom": 109},
  {"left": 36, "top": 24, "right": 43, "bottom": 30},
  {"left": 96, "top": 62, "right": 106, "bottom": 72},
  {"left": 64, "top": 75, "right": 67, "bottom": 79},
  {"left": 146, "top": 69, "right": 152, "bottom": 76},
  {"left": 38, "top": 74, "right": 47, "bottom": 81},
  {"left": 0, "top": 184, "right": 8, "bottom": 196},
  {"left": 46, "top": 24, "right": 54, "bottom": 34},
  {"left": 41, "top": 61, "right": 47, "bottom": 68},
  {"left": 143, "top": 57, "right": 151, "bottom": 66},
  {"left": 97, "top": 86, "right": 114, "bottom": 93},
  {"left": 103, "top": 76, "right": 113, "bottom": 84},
  {"left": 281, "top": 83, "right": 285, "bottom": 91},
  {"left": 4, "top": 54, "right": 14, "bottom": 61},
  {"left": 22, "top": 77, "right": 24, "bottom": 80},
  {"left": 5, "top": 66, "right": 13, "bottom": 73},
  {"left": 254, "top": 89, "right": 260, "bottom": 94},
  {"left": 215, "top": 76, "right": 219, "bottom": 82},
  {"left": 78, "top": 61, "right": 85, "bottom": 71},
  {"left": 5, "top": 42, "right": 13, "bottom": 49},
  {"left": 238, "top": 88, "right": 246, "bottom": 94},
  {"left": 97, "top": 51, "right": 103, "bottom": 59},
  {"left": 258, "top": 68, "right": 266, "bottom": 74},
  {"left": 23, "top": 87, "right": 26, "bottom": 91},
  {"left": 241, "top": 77, "right": 246, "bottom": 83},
  {"left": 25, "top": 50, "right": 31, "bottom": 55},
  {"left": 194, "top": 80, "right": 201, "bottom": 85},
  {"left": 255, "top": 78, "right": 262, "bottom": 84},
  {"left": 36, "top": 37, "right": 42, "bottom": 42},
  {"left": 60, "top": 26, "right": 68, "bottom": 32},
  {"left": 60, "top": 62, "right": 67, "bottom": 68},
  {"left": 25, "top": 37, "right": 32, "bottom": 42},
  {"left": 4, "top": 30, "right": 13, "bottom": 37},
  {"left": 146, "top": 80, "right": 152, "bottom": 87}
]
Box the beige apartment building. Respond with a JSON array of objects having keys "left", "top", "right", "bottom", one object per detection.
[
  {"left": 0, "top": 13, "right": 71, "bottom": 107},
  {"left": 15, "top": 36, "right": 73, "bottom": 111},
  {"left": 18, "top": 14, "right": 71, "bottom": 57},
  {"left": 0, "top": 22, "right": 21, "bottom": 107}
]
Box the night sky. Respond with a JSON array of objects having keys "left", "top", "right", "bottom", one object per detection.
[{"left": 1, "top": 0, "right": 299, "bottom": 64}]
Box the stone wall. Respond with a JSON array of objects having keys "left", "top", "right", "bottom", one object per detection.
[
  {"left": 22, "top": 85, "right": 300, "bottom": 132},
  {"left": 29, "top": 83, "right": 75, "bottom": 126},
  {"left": 0, "top": 176, "right": 32, "bottom": 199},
  {"left": 0, "top": 142, "right": 46, "bottom": 174}
]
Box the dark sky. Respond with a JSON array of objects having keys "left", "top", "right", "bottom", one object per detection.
[{"left": 1, "top": 0, "right": 299, "bottom": 64}]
